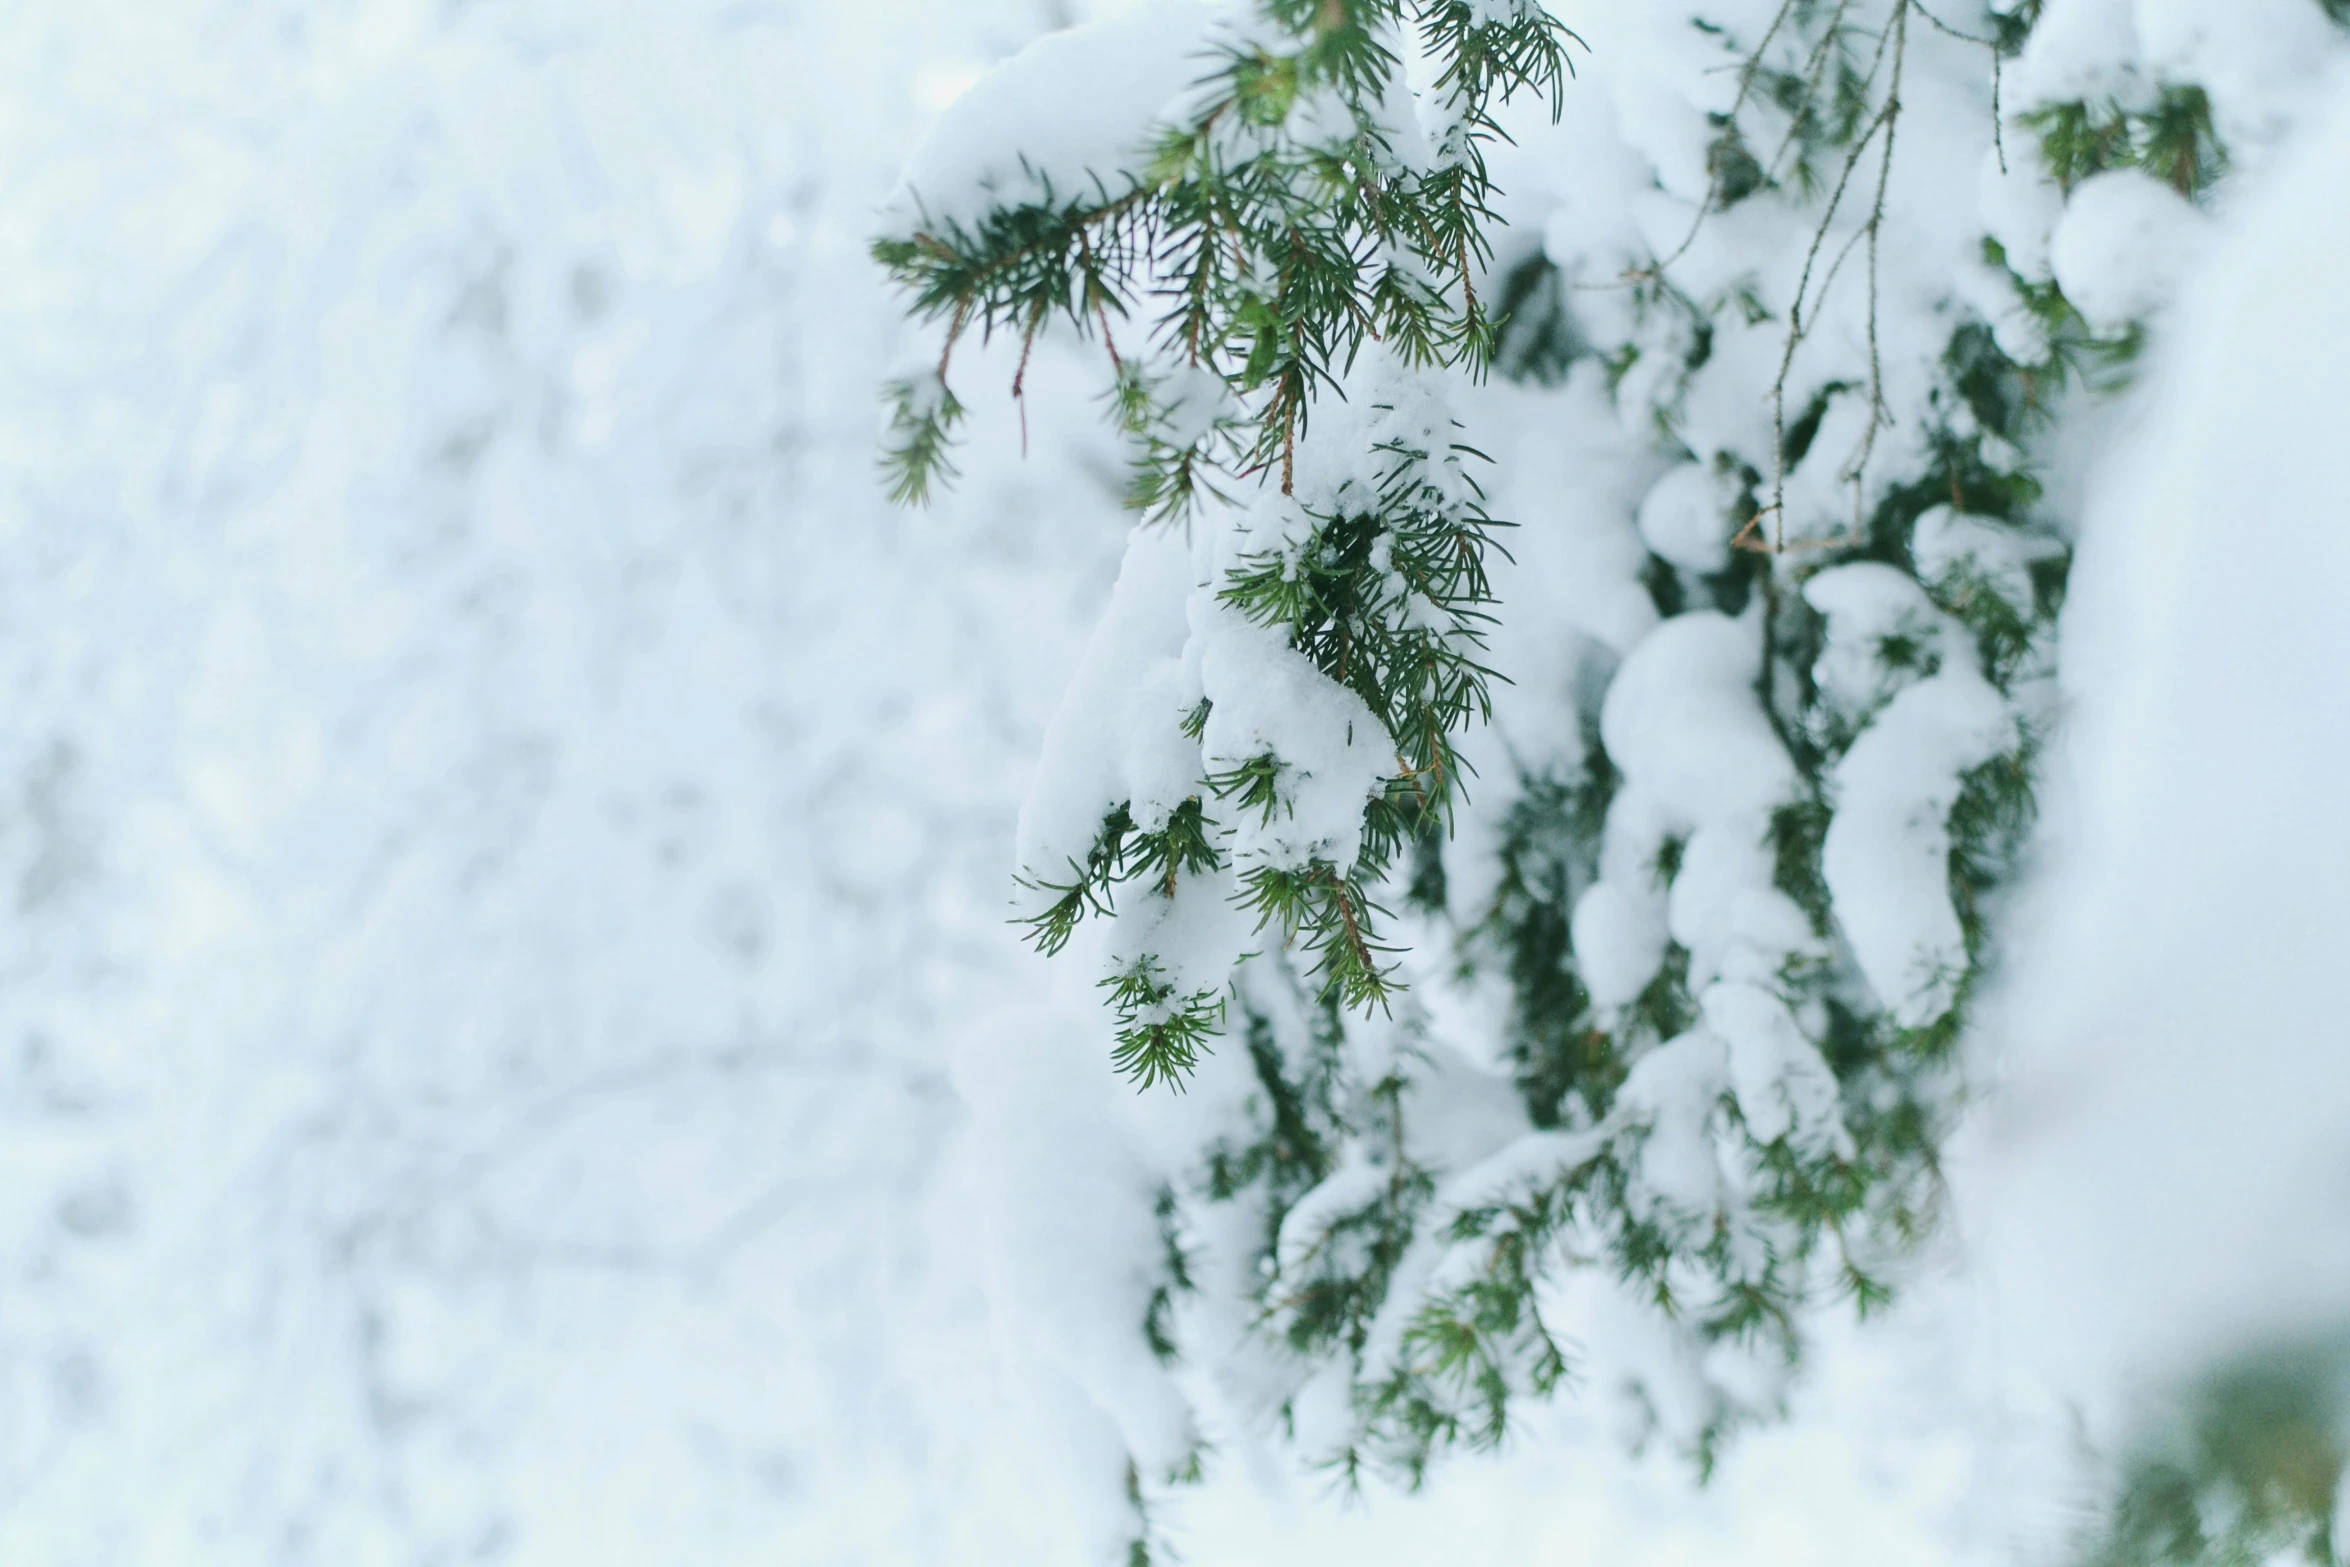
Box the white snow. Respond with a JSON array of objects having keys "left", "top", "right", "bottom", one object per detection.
[
  {"left": 2133, "top": 0, "right": 2346, "bottom": 151},
  {"left": 2009, "top": 0, "right": 2147, "bottom": 110},
  {"left": 1614, "top": 1030, "right": 1731, "bottom": 1230},
  {"left": 1572, "top": 878, "right": 1672, "bottom": 1011},
  {"left": 953, "top": 1006, "right": 1203, "bottom": 1558},
  {"left": 2048, "top": 168, "right": 2207, "bottom": 339},
  {"left": 1806, "top": 564, "right": 2015, "bottom": 1028},
  {"left": 1273, "top": 1153, "right": 1392, "bottom": 1277},
  {"left": 1636, "top": 460, "right": 1737, "bottom": 576},
  {"left": 1102, "top": 857, "right": 1258, "bottom": 1009},
  {"left": 882, "top": 1, "right": 1214, "bottom": 232},
  {"left": 1977, "top": 55, "right": 2350, "bottom": 1440},
  {"left": 1977, "top": 146, "right": 2067, "bottom": 283},
  {"left": 1704, "top": 979, "right": 1846, "bottom": 1157},
  {"left": 1016, "top": 525, "right": 1199, "bottom": 907},
  {"left": 1599, "top": 612, "right": 1795, "bottom": 829},
  {"left": 1193, "top": 596, "right": 1394, "bottom": 880}
]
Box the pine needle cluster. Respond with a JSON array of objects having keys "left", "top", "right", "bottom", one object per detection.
[
  {"left": 876, "top": 0, "right": 1579, "bottom": 515},
  {"left": 878, "top": 0, "right": 1578, "bottom": 1089}
]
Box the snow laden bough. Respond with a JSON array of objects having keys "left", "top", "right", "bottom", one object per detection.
[
  {"left": 875, "top": 0, "right": 1577, "bottom": 1088},
  {"left": 865, "top": 0, "right": 2249, "bottom": 1523}
]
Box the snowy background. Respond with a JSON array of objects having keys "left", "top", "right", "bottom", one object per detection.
[{"left": 3, "top": 0, "right": 2344, "bottom": 1563}]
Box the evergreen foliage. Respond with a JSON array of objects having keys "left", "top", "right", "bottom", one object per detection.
[
  {"left": 876, "top": 0, "right": 1578, "bottom": 514},
  {"left": 1110, "top": 0, "right": 2067, "bottom": 1485},
  {"left": 878, "top": 0, "right": 2349, "bottom": 1556},
  {"left": 2076, "top": 1340, "right": 2349, "bottom": 1567},
  {"left": 879, "top": 0, "right": 1577, "bottom": 1088}
]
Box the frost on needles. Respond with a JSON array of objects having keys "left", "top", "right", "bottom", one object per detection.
[{"left": 871, "top": 0, "right": 2328, "bottom": 1544}]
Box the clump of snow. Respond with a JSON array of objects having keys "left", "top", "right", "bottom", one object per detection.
[
  {"left": 1548, "top": 601, "right": 1852, "bottom": 1189},
  {"left": 2048, "top": 169, "right": 2207, "bottom": 339},
  {"left": 2133, "top": 0, "right": 2346, "bottom": 152},
  {"left": 1193, "top": 597, "right": 1393, "bottom": 878},
  {"left": 1572, "top": 612, "right": 1799, "bottom": 1021},
  {"left": 2009, "top": 0, "right": 2147, "bottom": 111},
  {"left": 1636, "top": 460, "right": 1738, "bottom": 575},
  {"left": 1704, "top": 979, "right": 1846, "bottom": 1157},
  {"left": 881, "top": 1, "right": 1212, "bottom": 233},
  {"left": 1102, "top": 859, "right": 1257, "bottom": 1011},
  {"left": 953, "top": 1005, "right": 1202, "bottom": 1560},
  {"left": 1013, "top": 525, "right": 1198, "bottom": 912},
  {"left": 1806, "top": 564, "right": 2014, "bottom": 1028},
  {"left": 1614, "top": 1030, "right": 1731, "bottom": 1231},
  {"left": 1572, "top": 878, "right": 1672, "bottom": 1011},
  {"left": 1598, "top": 611, "right": 1793, "bottom": 828}
]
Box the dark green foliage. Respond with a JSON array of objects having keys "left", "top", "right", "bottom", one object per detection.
[
  {"left": 1218, "top": 431, "right": 1506, "bottom": 831},
  {"left": 2078, "top": 1341, "right": 2350, "bottom": 1567},
  {"left": 1489, "top": 251, "right": 1585, "bottom": 385},
  {"left": 1780, "top": 380, "right": 1852, "bottom": 467},
  {"left": 1145, "top": 1186, "right": 1194, "bottom": 1364},
  {"left": 1744, "top": 23, "right": 1876, "bottom": 197},
  {"left": 1205, "top": 1009, "right": 1340, "bottom": 1215},
  {"left": 1476, "top": 766, "right": 1614, "bottom": 1127},
  {"left": 1014, "top": 794, "right": 1235, "bottom": 1087},
  {"left": 1104, "top": 955, "right": 1228, "bottom": 1091},
  {"left": 1706, "top": 115, "right": 1768, "bottom": 207},
  {"left": 1946, "top": 740, "right": 2039, "bottom": 959},
  {"left": 1989, "top": 1, "right": 2043, "bottom": 53},
  {"left": 2025, "top": 85, "right": 2226, "bottom": 197},
  {"left": 1770, "top": 798, "right": 1834, "bottom": 934}
]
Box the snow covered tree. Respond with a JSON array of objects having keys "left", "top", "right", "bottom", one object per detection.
[{"left": 879, "top": 0, "right": 2350, "bottom": 1555}]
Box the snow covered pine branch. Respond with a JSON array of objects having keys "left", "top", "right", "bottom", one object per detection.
[
  {"left": 876, "top": 0, "right": 1577, "bottom": 1089},
  {"left": 877, "top": 0, "right": 2350, "bottom": 1551}
]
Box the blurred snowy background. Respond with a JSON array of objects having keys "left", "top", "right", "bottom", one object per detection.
[
  {"left": 0, "top": 3, "right": 1143, "bottom": 1559},
  {"left": 4, "top": 1, "right": 2340, "bottom": 1563}
]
